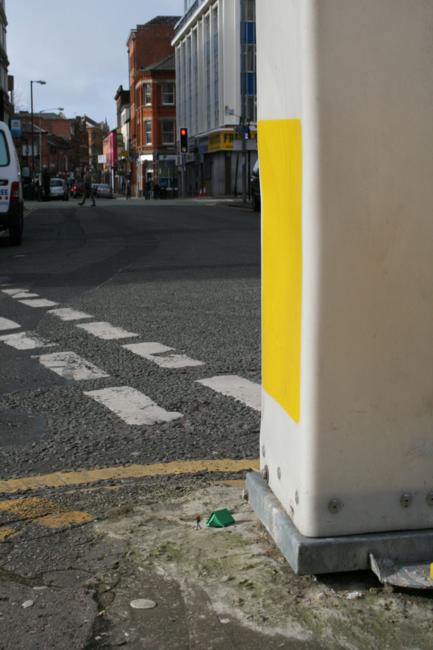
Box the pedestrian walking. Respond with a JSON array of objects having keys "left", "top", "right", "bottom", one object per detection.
[
  {"left": 42, "top": 168, "right": 50, "bottom": 201},
  {"left": 125, "top": 179, "right": 131, "bottom": 199},
  {"left": 145, "top": 179, "right": 152, "bottom": 200},
  {"left": 78, "top": 173, "right": 96, "bottom": 207}
]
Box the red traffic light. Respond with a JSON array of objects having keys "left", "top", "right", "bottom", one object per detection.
[{"left": 180, "top": 127, "right": 188, "bottom": 153}]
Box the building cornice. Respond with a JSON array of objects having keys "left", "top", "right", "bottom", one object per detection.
[{"left": 172, "top": 0, "right": 213, "bottom": 46}]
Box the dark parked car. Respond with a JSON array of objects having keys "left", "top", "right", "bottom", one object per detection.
[{"left": 251, "top": 159, "right": 260, "bottom": 211}]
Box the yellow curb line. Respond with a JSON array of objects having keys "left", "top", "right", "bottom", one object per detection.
[
  {"left": 0, "top": 527, "right": 16, "bottom": 542},
  {"left": 35, "top": 511, "right": 95, "bottom": 529},
  {"left": 0, "top": 458, "right": 260, "bottom": 495}
]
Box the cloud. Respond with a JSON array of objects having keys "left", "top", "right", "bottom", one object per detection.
[{"left": 8, "top": 0, "right": 183, "bottom": 127}]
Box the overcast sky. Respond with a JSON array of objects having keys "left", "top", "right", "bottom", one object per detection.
[{"left": 8, "top": 0, "right": 184, "bottom": 128}]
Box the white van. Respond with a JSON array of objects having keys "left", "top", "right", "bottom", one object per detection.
[{"left": 0, "top": 121, "right": 24, "bottom": 245}]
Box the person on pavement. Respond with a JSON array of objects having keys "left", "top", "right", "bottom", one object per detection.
[
  {"left": 78, "top": 173, "right": 96, "bottom": 207},
  {"left": 42, "top": 168, "right": 50, "bottom": 201}
]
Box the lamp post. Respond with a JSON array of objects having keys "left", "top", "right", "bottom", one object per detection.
[
  {"left": 30, "top": 80, "right": 46, "bottom": 179},
  {"left": 36, "top": 108, "right": 64, "bottom": 179}
]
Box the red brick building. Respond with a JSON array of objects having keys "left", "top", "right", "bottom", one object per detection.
[
  {"left": 85, "top": 116, "right": 109, "bottom": 175},
  {"left": 14, "top": 112, "right": 106, "bottom": 180},
  {"left": 127, "top": 16, "right": 179, "bottom": 195}
]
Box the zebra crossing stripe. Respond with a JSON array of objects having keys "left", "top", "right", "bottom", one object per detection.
[
  {"left": 76, "top": 321, "right": 139, "bottom": 340},
  {"left": 123, "top": 342, "right": 204, "bottom": 369},
  {"left": 37, "top": 351, "right": 109, "bottom": 381},
  {"left": 48, "top": 308, "right": 93, "bottom": 322},
  {"left": 84, "top": 386, "right": 182, "bottom": 425},
  {"left": 196, "top": 375, "right": 261, "bottom": 412},
  {"left": 11, "top": 293, "right": 40, "bottom": 299},
  {"left": 0, "top": 332, "right": 54, "bottom": 350},
  {"left": 2, "top": 288, "right": 29, "bottom": 296},
  {"left": 19, "top": 299, "right": 58, "bottom": 308},
  {"left": 0, "top": 317, "right": 21, "bottom": 332}
]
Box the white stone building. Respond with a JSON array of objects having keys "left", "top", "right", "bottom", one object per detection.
[{"left": 173, "top": 0, "right": 257, "bottom": 196}]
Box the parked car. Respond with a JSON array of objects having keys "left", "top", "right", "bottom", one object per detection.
[
  {"left": 49, "top": 178, "right": 69, "bottom": 201},
  {"left": 95, "top": 184, "right": 113, "bottom": 199},
  {"left": 250, "top": 159, "right": 260, "bottom": 211},
  {"left": 0, "top": 121, "right": 24, "bottom": 245}
]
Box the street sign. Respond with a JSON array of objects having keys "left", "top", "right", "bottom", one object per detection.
[{"left": 10, "top": 118, "right": 21, "bottom": 137}]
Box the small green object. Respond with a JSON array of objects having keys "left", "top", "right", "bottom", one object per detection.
[{"left": 207, "top": 509, "right": 235, "bottom": 528}]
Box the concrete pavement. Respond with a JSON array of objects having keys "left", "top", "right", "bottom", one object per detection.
[{"left": 1, "top": 201, "right": 433, "bottom": 648}]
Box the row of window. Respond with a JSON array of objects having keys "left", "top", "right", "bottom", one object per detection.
[
  {"left": 138, "top": 119, "right": 175, "bottom": 146},
  {"left": 141, "top": 81, "right": 175, "bottom": 107}
]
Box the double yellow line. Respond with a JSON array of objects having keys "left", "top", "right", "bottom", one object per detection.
[{"left": 0, "top": 458, "right": 259, "bottom": 495}]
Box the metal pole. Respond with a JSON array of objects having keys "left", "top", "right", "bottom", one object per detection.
[
  {"left": 241, "top": 119, "right": 247, "bottom": 204},
  {"left": 39, "top": 120, "right": 42, "bottom": 180},
  {"left": 182, "top": 153, "right": 186, "bottom": 198},
  {"left": 30, "top": 81, "right": 34, "bottom": 180}
]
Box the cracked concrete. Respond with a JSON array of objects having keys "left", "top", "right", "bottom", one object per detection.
[{"left": 1, "top": 479, "right": 433, "bottom": 648}]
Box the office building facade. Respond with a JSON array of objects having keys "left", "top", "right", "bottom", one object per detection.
[{"left": 173, "top": 0, "right": 257, "bottom": 196}]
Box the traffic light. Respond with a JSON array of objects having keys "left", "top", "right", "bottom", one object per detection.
[{"left": 180, "top": 128, "right": 188, "bottom": 153}]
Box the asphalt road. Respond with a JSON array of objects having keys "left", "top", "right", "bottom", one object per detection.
[{"left": 0, "top": 199, "right": 261, "bottom": 480}]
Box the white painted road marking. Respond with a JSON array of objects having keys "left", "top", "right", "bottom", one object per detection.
[
  {"left": 196, "top": 375, "right": 261, "bottom": 412},
  {"left": 49, "top": 308, "right": 93, "bottom": 322},
  {"left": 123, "top": 342, "right": 204, "bottom": 369},
  {"left": 0, "top": 317, "right": 21, "bottom": 332},
  {"left": 84, "top": 386, "right": 183, "bottom": 425},
  {"left": 76, "top": 321, "right": 139, "bottom": 341},
  {"left": 2, "top": 288, "right": 29, "bottom": 296},
  {"left": 0, "top": 332, "right": 55, "bottom": 350},
  {"left": 37, "top": 351, "right": 109, "bottom": 381},
  {"left": 19, "top": 299, "right": 58, "bottom": 308},
  {"left": 10, "top": 292, "right": 40, "bottom": 299},
  {"left": 125, "top": 342, "right": 172, "bottom": 356},
  {"left": 151, "top": 353, "right": 204, "bottom": 369}
]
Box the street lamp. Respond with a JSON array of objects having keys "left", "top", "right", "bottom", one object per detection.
[
  {"left": 30, "top": 80, "right": 46, "bottom": 179},
  {"left": 37, "top": 108, "right": 64, "bottom": 178}
]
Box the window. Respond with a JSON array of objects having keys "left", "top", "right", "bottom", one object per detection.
[
  {"left": 161, "top": 121, "right": 175, "bottom": 145},
  {"left": 0, "top": 132, "right": 10, "bottom": 166},
  {"left": 144, "top": 121, "right": 152, "bottom": 145},
  {"left": 161, "top": 82, "right": 174, "bottom": 105},
  {"left": 144, "top": 83, "right": 152, "bottom": 105}
]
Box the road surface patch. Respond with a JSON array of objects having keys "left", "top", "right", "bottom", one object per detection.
[
  {"left": 48, "top": 308, "right": 93, "bottom": 322},
  {"left": 18, "top": 299, "right": 58, "bottom": 308},
  {"left": 0, "top": 317, "right": 21, "bottom": 331},
  {"left": 84, "top": 386, "right": 183, "bottom": 425},
  {"left": 37, "top": 351, "right": 110, "bottom": 381},
  {"left": 196, "top": 376, "right": 261, "bottom": 412},
  {"left": 76, "top": 321, "right": 139, "bottom": 340},
  {"left": 123, "top": 341, "right": 204, "bottom": 368},
  {"left": 0, "top": 459, "right": 260, "bottom": 495},
  {"left": 0, "top": 332, "right": 55, "bottom": 350}
]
